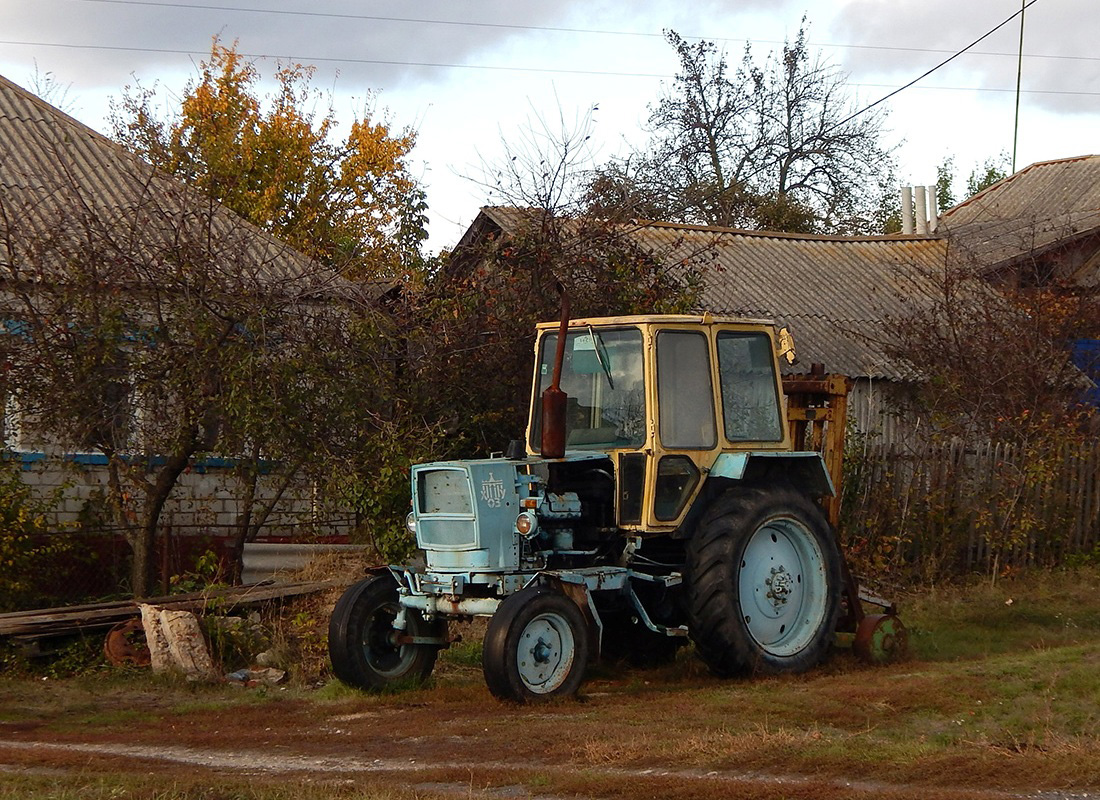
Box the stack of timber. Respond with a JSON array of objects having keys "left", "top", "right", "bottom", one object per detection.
[{"left": 0, "top": 580, "right": 342, "bottom": 644}]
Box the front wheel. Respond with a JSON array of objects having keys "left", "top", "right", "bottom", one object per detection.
[
  {"left": 482, "top": 585, "right": 590, "bottom": 702},
  {"left": 686, "top": 484, "right": 842, "bottom": 677},
  {"left": 328, "top": 573, "right": 443, "bottom": 690}
]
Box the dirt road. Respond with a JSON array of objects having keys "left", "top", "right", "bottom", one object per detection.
[{"left": 1, "top": 663, "right": 1097, "bottom": 800}]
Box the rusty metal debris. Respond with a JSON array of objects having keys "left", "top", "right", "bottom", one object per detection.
[
  {"left": 854, "top": 613, "right": 909, "bottom": 665},
  {"left": 103, "top": 617, "right": 151, "bottom": 667}
]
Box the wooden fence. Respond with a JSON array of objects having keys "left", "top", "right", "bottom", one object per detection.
[{"left": 839, "top": 439, "right": 1100, "bottom": 577}]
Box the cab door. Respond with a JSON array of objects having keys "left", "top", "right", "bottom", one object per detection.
[{"left": 647, "top": 327, "right": 719, "bottom": 527}]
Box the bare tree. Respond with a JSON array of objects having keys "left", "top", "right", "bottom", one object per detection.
[
  {"left": 423, "top": 110, "right": 703, "bottom": 455},
  {"left": 474, "top": 102, "right": 601, "bottom": 216},
  {"left": 590, "top": 21, "right": 896, "bottom": 233},
  {"left": 27, "top": 62, "right": 75, "bottom": 114}
]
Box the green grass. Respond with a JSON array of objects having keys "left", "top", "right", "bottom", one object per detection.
[
  {"left": 436, "top": 635, "right": 483, "bottom": 668},
  {"left": 900, "top": 567, "right": 1100, "bottom": 660}
]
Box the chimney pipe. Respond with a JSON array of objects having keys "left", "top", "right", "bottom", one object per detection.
[
  {"left": 900, "top": 186, "right": 914, "bottom": 234},
  {"left": 914, "top": 186, "right": 928, "bottom": 235}
]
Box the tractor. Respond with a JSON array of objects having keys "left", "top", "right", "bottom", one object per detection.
[{"left": 328, "top": 309, "right": 904, "bottom": 702}]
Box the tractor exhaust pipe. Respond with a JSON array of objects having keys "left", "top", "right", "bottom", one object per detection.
[{"left": 541, "top": 282, "right": 569, "bottom": 459}]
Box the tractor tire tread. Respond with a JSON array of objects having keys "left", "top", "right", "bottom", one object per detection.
[{"left": 686, "top": 482, "right": 841, "bottom": 678}]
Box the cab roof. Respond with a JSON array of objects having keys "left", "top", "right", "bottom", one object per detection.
[{"left": 534, "top": 313, "right": 777, "bottom": 331}]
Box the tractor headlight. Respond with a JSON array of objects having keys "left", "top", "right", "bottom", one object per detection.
[
  {"left": 515, "top": 511, "right": 538, "bottom": 537},
  {"left": 405, "top": 512, "right": 417, "bottom": 535}
]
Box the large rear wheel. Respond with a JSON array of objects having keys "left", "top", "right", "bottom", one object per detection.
[
  {"left": 686, "top": 484, "right": 841, "bottom": 676},
  {"left": 328, "top": 573, "right": 443, "bottom": 690}
]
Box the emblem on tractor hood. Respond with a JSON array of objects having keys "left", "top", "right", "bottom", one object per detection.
[{"left": 480, "top": 472, "right": 506, "bottom": 508}]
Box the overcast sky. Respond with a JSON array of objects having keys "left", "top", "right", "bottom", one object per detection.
[{"left": 1, "top": 0, "right": 1097, "bottom": 251}]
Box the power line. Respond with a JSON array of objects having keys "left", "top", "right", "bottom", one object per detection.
[
  {"left": 7, "top": 0, "right": 1095, "bottom": 104},
  {"left": 72, "top": 0, "right": 1099, "bottom": 65},
  {"left": 854, "top": 82, "right": 1099, "bottom": 98},
  {"left": 831, "top": 0, "right": 1043, "bottom": 130},
  {"left": 0, "top": 39, "right": 673, "bottom": 79},
  {"left": 77, "top": 0, "right": 667, "bottom": 39},
  {"left": 804, "top": 40, "right": 1095, "bottom": 64},
  {"left": 2, "top": 33, "right": 1096, "bottom": 100},
  {"left": 1012, "top": 0, "right": 1027, "bottom": 171}
]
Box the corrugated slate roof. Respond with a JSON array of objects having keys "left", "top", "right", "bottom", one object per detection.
[
  {"left": 0, "top": 73, "right": 389, "bottom": 302},
  {"left": 940, "top": 154, "right": 1100, "bottom": 272},
  {"left": 474, "top": 207, "right": 960, "bottom": 380}
]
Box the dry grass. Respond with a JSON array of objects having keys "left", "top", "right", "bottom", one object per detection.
[
  {"left": 1, "top": 566, "right": 1099, "bottom": 798},
  {"left": 253, "top": 550, "right": 378, "bottom": 685}
]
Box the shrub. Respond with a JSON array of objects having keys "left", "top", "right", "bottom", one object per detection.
[{"left": 0, "top": 458, "right": 70, "bottom": 611}]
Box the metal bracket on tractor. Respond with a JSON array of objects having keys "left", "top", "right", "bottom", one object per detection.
[
  {"left": 834, "top": 570, "right": 909, "bottom": 664},
  {"left": 783, "top": 366, "right": 908, "bottom": 666}
]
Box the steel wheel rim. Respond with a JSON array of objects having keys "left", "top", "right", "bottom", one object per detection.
[
  {"left": 738, "top": 516, "right": 827, "bottom": 656},
  {"left": 516, "top": 611, "right": 575, "bottom": 694},
  {"left": 363, "top": 600, "right": 416, "bottom": 676}
]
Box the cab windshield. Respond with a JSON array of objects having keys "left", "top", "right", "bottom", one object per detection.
[{"left": 531, "top": 327, "right": 645, "bottom": 450}]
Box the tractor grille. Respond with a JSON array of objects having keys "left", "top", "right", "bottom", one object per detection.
[
  {"left": 418, "top": 468, "right": 472, "bottom": 515},
  {"left": 415, "top": 468, "right": 477, "bottom": 550}
]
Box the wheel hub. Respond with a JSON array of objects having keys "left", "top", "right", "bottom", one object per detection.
[
  {"left": 532, "top": 637, "right": 553, "bottom": 663},
  {"left": 766, "top": 566, "right": 793, "bottom": 607},
  {"left": 738, "top": 518, "right": 828, "bottom": 656},
  {"left": 364, "top": 601, "right": 416, "bottom": 675},
  {"left": 516, "top": 613, "right": 574, "bottom": 693}
]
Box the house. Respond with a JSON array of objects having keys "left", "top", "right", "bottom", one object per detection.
[
  {"left": 0, "top": 72, "right": 364, "bottom": 594},
  {"left": 940, "top": 155, "right": 1100, "bottom": 294},
  {"left": 940, "top": 155, "right": 1100, "bottom": 402}
]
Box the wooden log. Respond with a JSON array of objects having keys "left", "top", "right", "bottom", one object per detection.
[
  {"left": 140, "top": 604, "right": 172, "bottom": 673},
  {"left": 0, "top": 579, "right": 343, "bottom": 639}
]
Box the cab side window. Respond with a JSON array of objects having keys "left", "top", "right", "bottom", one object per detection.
[{"left": 716, "top": 332, "right": 783, "bottom": 442}]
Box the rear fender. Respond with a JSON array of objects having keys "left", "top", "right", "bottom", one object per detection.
[
  {"left": 709, "top": 452, "right": 834, "bottom": 497},
  {"left": 673, "top": 451, "right": 834, "bottom": 539}
]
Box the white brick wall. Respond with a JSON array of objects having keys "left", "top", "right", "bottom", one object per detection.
[{"left": 11, "top": 452, "right": 356, "bottom": 538}]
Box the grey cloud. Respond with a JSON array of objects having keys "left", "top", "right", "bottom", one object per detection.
[
  {"left": 0, "top": 0, "right": 573, "bottom": 96},
  {"left": 828, "top": 0, "right": 1099, "bottom": 115}
]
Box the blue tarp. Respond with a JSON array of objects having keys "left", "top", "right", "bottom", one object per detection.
[{"left": 1072, "top": 339, "right": 1100, "bottom": 406}]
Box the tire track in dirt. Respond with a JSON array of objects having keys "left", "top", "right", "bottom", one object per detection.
[{"left": 2, "top": 738, "right": 1095, "bottom": 800}]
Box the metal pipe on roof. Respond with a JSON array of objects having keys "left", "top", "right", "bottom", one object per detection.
[
  {"left": 900, "top": 186, "right": 914, "bottom": 234},
  {"left": 914, "top": 186, "right": 928, "bottom": 235},
  {"left": 927, "top": 186, "right": 939, "bottom": 232}
]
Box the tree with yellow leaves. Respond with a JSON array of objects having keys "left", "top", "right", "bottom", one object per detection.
[{"left": 111, "top": 38, "right": 427, "bottom": 278}]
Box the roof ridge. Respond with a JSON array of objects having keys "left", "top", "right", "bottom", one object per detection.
[
  {"left": 629, "top": 218, "right": 939, "bottom": 242},
  {"left": 0, "top": 72, "right": 148, "bottom": 170},
  {"left": 476, "top": 205, "right": 942, "bottom": 243},
  {"left": 942, "top": 154, "right": 1100, "bottom": 218}
]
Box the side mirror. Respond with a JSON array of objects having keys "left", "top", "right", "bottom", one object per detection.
[{"left": 777, "top": 327, "right": 797, "bottom": 366}]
